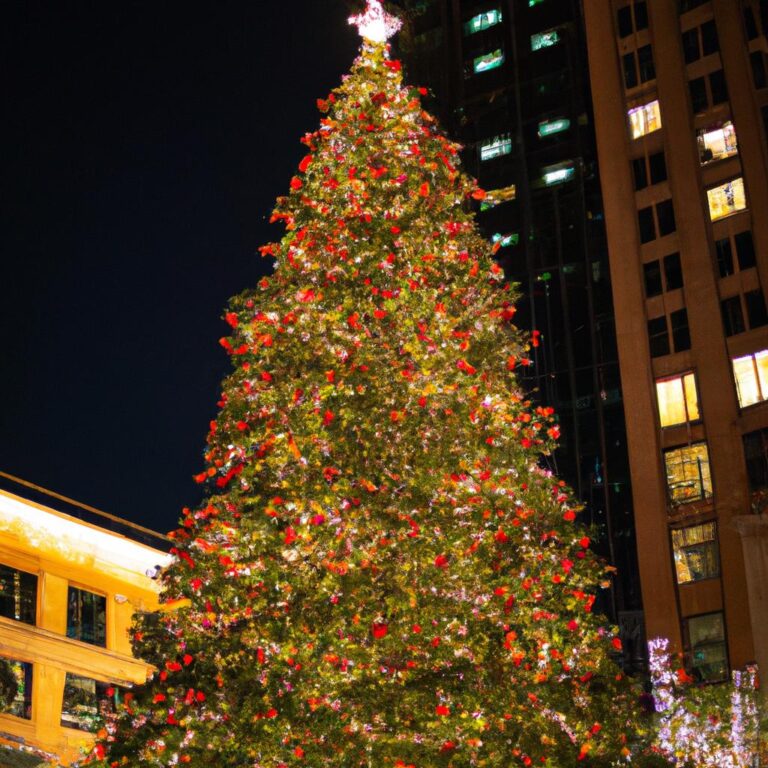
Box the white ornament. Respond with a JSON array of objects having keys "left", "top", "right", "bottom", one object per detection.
[{"left": 349, "top": 0, "right": 402, "bottom": 43}]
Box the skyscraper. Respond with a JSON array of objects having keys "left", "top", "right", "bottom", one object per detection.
[
  {"left": 584, "top": 0, "right": 768, "bottom": 679},
  {"left": 388, "top": 0, "right": 645, "bottom": 668}
]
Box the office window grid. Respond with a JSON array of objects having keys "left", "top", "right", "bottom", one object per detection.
[
  {"left": 638, "top": 199, "right": 676, "bottom": 243},
  {"left": 644, "top": 252, "right": 683, "bottom": 297},
  {"left": 681, "top": 19, "right": 720, "bottom": 64},
  {"left": 623, "top": 44, "right": 656, "bottom": 90},
  {"left": 689, "top": 70, "right": 729, "bottom": 114},
  {"left": 617, "top": 1, "right": 648, "bottom": 38},
  {"left": 721, "top": 289, "right": 768, "bottom": 337},
  {"left": 632, "top": 150, "right": 668, "bottom": 190},
  {"left": 714, "top": 230, "right": 756, "bottom": 277},
  {"left": 648, "top": 308, "right": 691, "bottom": 358}
]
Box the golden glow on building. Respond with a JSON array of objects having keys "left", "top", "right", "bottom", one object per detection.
[{"left": 0, "top": 483, "right": 170, "bottom": 764}]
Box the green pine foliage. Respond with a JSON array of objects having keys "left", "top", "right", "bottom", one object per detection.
[{"left": 93, "top": 36, "right": 644, "bottom": 768}]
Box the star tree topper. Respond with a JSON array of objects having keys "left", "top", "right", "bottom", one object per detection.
[{"left": 349, "top": 0, "right": 403, "bottom": 43}]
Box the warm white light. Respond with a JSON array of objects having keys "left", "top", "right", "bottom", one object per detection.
[{"left": 349, "top": 0, "right": 402, "bottom": 43}]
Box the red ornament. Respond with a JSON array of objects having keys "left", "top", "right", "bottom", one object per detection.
[{"left": 372, "top": 622, "right": 388, "bottom": 639}]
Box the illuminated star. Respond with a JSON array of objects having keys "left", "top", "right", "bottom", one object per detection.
[{"left": 348, "top": 0, "right": 402, "bottom": 43}]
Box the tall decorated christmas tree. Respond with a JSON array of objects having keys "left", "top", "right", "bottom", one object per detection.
[{"left": 93, "top": 4, "right": 642, "bottom": 766}]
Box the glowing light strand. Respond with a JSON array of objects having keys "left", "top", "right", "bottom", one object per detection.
[{"left": 348, "top": 0, "right": 402, "bottom": 43}]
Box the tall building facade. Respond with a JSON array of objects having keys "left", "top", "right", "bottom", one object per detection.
[
  {"left": 0, "top": 474, "right": 170, "bottom": 764},
  {"left": 583, "top": 0, "right": 768, "bottom": 680},
  {"left": 387, "top": 0, "right": 645, "bottom": 665}
]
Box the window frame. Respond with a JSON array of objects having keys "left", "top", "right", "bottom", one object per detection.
[
  {"left": 683, "top": 611, "right": 729, "bottom": 683},
  {"left": 706, "top": 177, "right": 747, "bottom": 222},
  {"left": 628, "top": 100, "right": 662, "bottom": 139},
  {"left": 671, "top": 521, "right": 720, "bottom": 585},
  {"left": 0, "top": 563, "right": 38, "bottom": 626},
  {"left": 732, "top": 349, "right": 768, "bottom": 408},
  {"left": 655, "top": 371, "right": 700, "bottom": 428},
  {"left": 66, "top": 585, "right": 107, "bottom": 648},
  {"left": 60, "top": 673, "right": 119, "bottom": 733},
  {"left": 696, "top": 120, "right": 738, "bottom": 165},
  {"left": 663, "top": 440, "right": 713, "bottom": 504}
]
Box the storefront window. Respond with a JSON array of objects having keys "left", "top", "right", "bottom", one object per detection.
[{"left": 61, "top": 674, "right": 118, "bottom": 732}]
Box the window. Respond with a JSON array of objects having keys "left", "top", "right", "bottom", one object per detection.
[
  {"left": 541, "top": 161, "right": 575, "bottom": 185},
  {"left": 644, "top": 253, "right": 684, "bottom": 296},
  {"left": 689, "top": 70, "right": 729, "bottom": 113},
  {"left": 0, "top": 564, "right": 37, "bottom": 625},
  {"left": 531, "top": 29, "right": 560, "bottom": 51},
  {"left": 684, "top": 612, "right": 728, "bottom": 682},
  {"left": 648, "top": 316, "right": 670, "bottom": 357},
  {"left": 644, "top": 260, "right": 663, "bottom": 297},
  {"left": 664, "top": 442, "right": 713, "bottom": 503},
  {"left": 732, "top": 349, "right": 768, "bottom": 407},
  {"left": 617, "top": 2, "right": 648, "bottom": 37},
  {"left": 479, "top": 184, "right": 516, "bottom": 211},
  {"left": 715, "top": 231, "right": 755, "bottom": 276},
  {"left": 638, "top": 200, "right": 676, "bottom": 243},
  {"left": 67, "top": 587, "right": 106, "bottom": 647},
  {"left": 480, "top": 134, "right": 512, "bottom": 161},
  {"left": 744, "top": 428, "right": 768, "bottom": 490},
  {"left": 628, "top": 100, "right": 662, "bottom": 138},
  {"left": 0, "top": 660, "right": 32, "bottom": 719},
  {"left": 538, "top": 117, "right": 570, "bottom": 137},
  {"left": 697, "top": 121, "right": 738, "bottom": 164},
  {"left": 633, "top": 151, "right": 667, "bottom": 190},
  {"left": 672, "top": 522, "right": 719, "bottom": 584},
  {"left": 623, "top": 44, "right": 655, "bottom": 88},
  {"left": 722, "top": 296, "right": 746, "bottom": 336},
  {"left": 664, "top": 252, "right": 683, "bottom": 290},
  {"left": 751, "top": 51, "right": 767, "bottom": 89},
  {"left": 682, "top": 20, "right": 719, "bottom": 63},
  {"left": 744, "top": 7, "right": 759, "bottom": 40},
  {"left": 656, "top": 372, "right": 699, "bottom": 427},
  {"left": 670, "top": 308, "right": 691, "bottom": 351},
  {"left": 707, "top": 177, "right": 747, "bottom": 221},
  {"left": 463, "top": 9, "right": 502, "bottom": 35},
  {"left": 746, "top": 289, "right": 768, "bottom": 329},
  {"left": 473, "top": 49, "right": 505, "bottom": 74},
  {"left": 61, "top": 674, "right": 118, "bottom": 732}
]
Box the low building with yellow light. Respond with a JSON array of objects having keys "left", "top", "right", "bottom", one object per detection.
[{"left": 0, "top": 474, "right": 171, "bottom": 765}]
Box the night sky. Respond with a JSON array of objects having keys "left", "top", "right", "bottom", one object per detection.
[{"left": 1, "top": 1, "right": 360, "bottom": 533}]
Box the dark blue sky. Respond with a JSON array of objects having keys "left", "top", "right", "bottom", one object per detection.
[{"left": 0, "top": 2, "right": 359, "bottom": 533}]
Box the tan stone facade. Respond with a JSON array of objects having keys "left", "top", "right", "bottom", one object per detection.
[{"left": 584, "top": 0, "right": 768, "bottom": 679}]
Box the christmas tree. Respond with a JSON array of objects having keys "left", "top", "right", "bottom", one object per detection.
[{"left": 93, "top": 3, "right": 642, "bottom": 766}]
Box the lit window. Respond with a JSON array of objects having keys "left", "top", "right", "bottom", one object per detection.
[
  {"left": 537, "top": 117, "right": 570, "bottom": 137},
  {"left": 664, "top": 442, "right": 713, "bottom": 504},
  {"left": 656, "top": 372, "right": 699, "bottom": 427},
  {"left": 479, "top": 184, "right": 516, "bottom": 211},
  {"left": 492, "top": 232, "right": 519, "bottom": 248},
  {"left": 473, "top": 49, "right": 505, "bottom": 74},
  {"left": 0, "top": 659, "right": 32, "bottom": 719},
  {"left": 529, "top": 0, "right": 544, "bottom": 5},
  {"left": 531, "top": 29, "right": 560, "bottom": 51},
  {"left": 0, "top": 564, "right": 37, "bottom": 625},
  {"left": 707, "top": 177, "right": 747, "bottom": 221},
  {"left": 628, "top": 100, "right": 662, "bottom": 139},
  {"left": 732, "top": 349, "right": 768, "bottom": 408},
  {"left": 697, "top": 121, "right": 738, "bottom": 165},
  {"left": 685, "top": 612, "right": 728, "bottom": 682},
  {"left": 479, "top": 134, "right": 512, "bottom": 161},
  {"left": 672, "top": 523, "right": 719, "bottom": 584},
  {"left": 542, "top": 161, "right": 575, "bottom": 185},
  {"left": 61, "top": 674, "right": 118, "bottom": 732},
  {"left": 67, "top": 587, "right": 106, "bottom": 647},
  {"left": 463, "top": 9, "right": 502, "bottom": 35}
]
